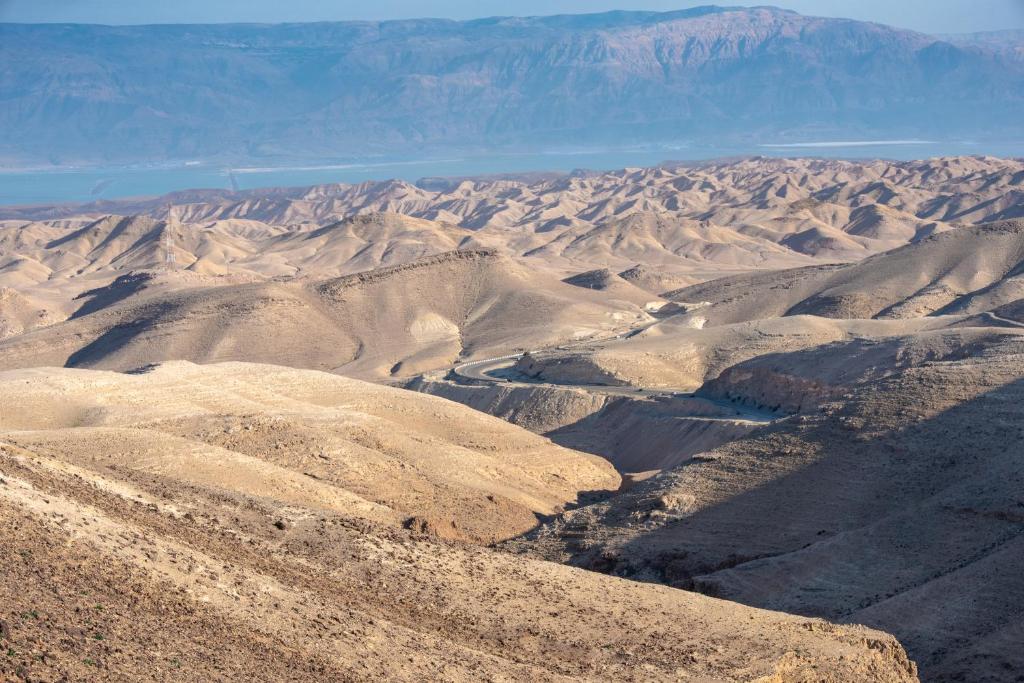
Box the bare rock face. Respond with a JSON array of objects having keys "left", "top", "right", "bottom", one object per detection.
[
  {"left": 618, "top": 264, "right": 697, "bottom": 295},
  {"left": 563, "top": 268, "right": 623, "bottom": 290},
  {"left": 404, "top": 374, "right": 613, "bottom": 434},
  {"left": 515, "top": 350, "right": 632, "bottom": 387}
]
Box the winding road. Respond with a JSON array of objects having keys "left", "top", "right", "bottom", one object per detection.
[{"left": 452, "top": 353, "right": 778, "bottom": 424}]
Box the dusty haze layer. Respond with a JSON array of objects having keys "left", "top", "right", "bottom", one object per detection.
[{"left": 2, "top": 8, "right": 1022, "bottom": 165}]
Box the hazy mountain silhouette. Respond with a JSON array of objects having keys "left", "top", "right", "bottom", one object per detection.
[{"left": 2, "top": 6, "right": 1022, "bottom": 166}]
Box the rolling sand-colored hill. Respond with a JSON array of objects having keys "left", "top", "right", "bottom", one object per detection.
[
  {"left": 0, "top": 249, "right": 647, "bottom": 378},
  {"left": 3, "top": 157, "right": 1022, "bottom": 341},
  {"left": 6, "top": 158, "right": 1023, "bottom": 276},
  {"left": 0, "top": 362, "right": 918, "bottom": 682},
  {"left": 512, "top": 221, "right": 1024, "bottom": 390},
  {"left": 0, "top": 287, "right": 58, "bottom": 338},
  {"left": 666, "top": 219, "right": 1024, "bottom": 326},
  {"left": 512, "top": 315, "right": 960, "bottom": 391},
  {"left": 0, "top": 213, "right": 476, "bottom": 324},
  {"left": 617, "top": 264, "right": 701, "bottom": 295},
  {"left": 561, "top": 268, "right": 664, "bottom": 308},
  {"left": 0, "top": 361, "right": 618, "bottom": 544}
]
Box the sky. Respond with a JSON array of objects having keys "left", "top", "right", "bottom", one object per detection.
[{"left": 0, "top": 0, "right": 1022, "bottom": 35}]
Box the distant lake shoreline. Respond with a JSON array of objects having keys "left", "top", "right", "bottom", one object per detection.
[{"left": 3, "top": 141, "right": 1022, "bottom": 207}]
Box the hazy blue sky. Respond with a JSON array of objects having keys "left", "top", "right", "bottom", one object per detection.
[{"left": 1, "top": 0, "right": 1022, "bottom": 34}]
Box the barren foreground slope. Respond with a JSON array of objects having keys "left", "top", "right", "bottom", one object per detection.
[
  {"left": 0, "top": 362, "right": 917, "bottom": 682},
  {"left": 0, "top": 361, "right": 619, "bottom": 544}
]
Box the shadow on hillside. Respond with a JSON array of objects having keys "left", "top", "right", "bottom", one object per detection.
[
  {"left": 64, "top": 316, "right": 159, "bottom": 368},
  {"left": 70, "top": 273, "right": 153, "bottom": 319},
  {"left": 545, "top": 394, "right": 763, "bottom": 473},
  {"left": 567, "top": 372, "right": 1024, "bottom": 680}
]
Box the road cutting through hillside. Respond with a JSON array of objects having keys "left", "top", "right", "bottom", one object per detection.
[{"left": 452, "top": 353, "right": 778, "bottom": 425}]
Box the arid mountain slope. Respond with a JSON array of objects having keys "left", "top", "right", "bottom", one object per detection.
[
  {"left": 0, "top": 249, "right": 646, "bottom": 378},
  {"left": 511, "top": 325, "right": 1024, "bottom": 681},
  {"left": 0, "top": 212, "right": 476, "bottom": 320},
  {"left": 0, "top": 362, "right": 618, "bottom": 544},
  {"left": 666, "top": 219, "right": 1024, "bottom": 326},
  {"left": 3, "top": 157, "right": 1022, "bottom": 333},
  {"left": 5, "top": 158, "right": 1022, "bottom": 269},
  {"left": 0, "top": 362, "right": 918, "bottom": 682}
]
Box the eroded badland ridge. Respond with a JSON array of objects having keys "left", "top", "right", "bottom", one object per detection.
[{"left": 4, "top": 155, "right": 1024, "bottom": 681}]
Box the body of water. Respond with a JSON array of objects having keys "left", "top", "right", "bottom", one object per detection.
[{"left": 2, "top": 140, "right": 1022, "bottom": 207}]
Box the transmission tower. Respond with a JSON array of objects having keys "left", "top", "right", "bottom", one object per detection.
[{"left": 163, "top": 203, "right": 177, "bottom": 269}]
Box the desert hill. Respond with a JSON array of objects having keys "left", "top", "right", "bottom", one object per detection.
[
  {"left": 0, "top": 208, "right": 676, "bottom": 341},
  {"left": 0, "top": 249, "right": 647, "bottom": 378},
  {"left": 511, "top": 314, "right": 960, "bottom": 391},
  {"left": 0, "top": 212, "right": 475, "bottom": 317},
  {"left": 0, "top": 361, "right": 918, "bottom": 682},
  {"left": 9, "top": 160, "right": 1023, "bottom": 270},
  {"left": 617, "top": 264, "right": 699, "bottom": 295},
  {"left": 666, "top": 219, "right": 1024, "bottom": 326},
  {"left": 0, "top": 361, "right": 618, "bottom": 544},
  {"left": 0, "top": 287, "right": 58, "bottom": 338},
  {"left": 4, "top": 157, "right": 1023, "bottom": 335},
  {"left": 561, "top": 268, "right": 663, "bottom": 308}
]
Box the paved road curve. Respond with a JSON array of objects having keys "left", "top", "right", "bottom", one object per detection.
[{"left": 452, "top": 354, "right": 777, "bottom": 424}]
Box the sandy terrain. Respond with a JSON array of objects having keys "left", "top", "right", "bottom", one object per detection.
[
  {"left": 0, "top": 362, "right": 918, "bottom": 682},
  {"left": 6, "top": 158, "right": 1024, "bottom": 681},
  {"left": 0, "top": 249, "right": 648, "bottom": 379},
  {"left": 3, "top": 158, "right": 1022, "bottom": 322}
]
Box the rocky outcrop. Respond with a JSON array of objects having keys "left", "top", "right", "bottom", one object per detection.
[
  {"left": 403, "top": 375, "right": 612, "bottom": 434},
  {"left": 514, "top": 351, "right": 631, "bottom": 387}
]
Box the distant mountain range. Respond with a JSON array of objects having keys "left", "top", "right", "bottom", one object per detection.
[{"left": 2, "top": 6, "right": 1022, "bottom": 166}]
